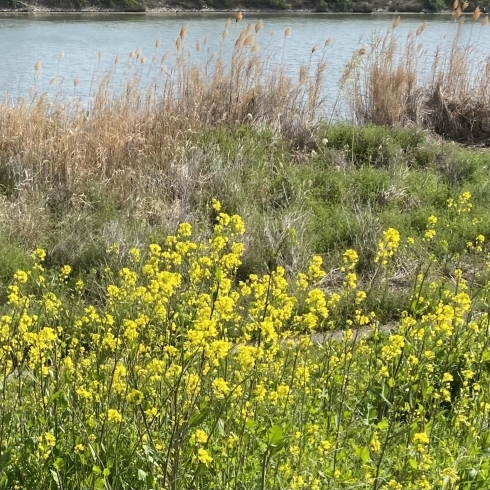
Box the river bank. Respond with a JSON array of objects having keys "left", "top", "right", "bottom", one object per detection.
[
  {"left": 1, "top": 15, "right": 490, "bottom": 486},
  {"left": 0, "top": 0, "right": 476, "bottom": 15}
]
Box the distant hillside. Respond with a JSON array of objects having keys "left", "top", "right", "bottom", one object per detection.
[{"left": 0, "top": 0, "right": 486, "bottom": 15}]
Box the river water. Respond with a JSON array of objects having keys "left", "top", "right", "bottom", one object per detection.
[{"left": 1, "top": 12, "right": 489, "bottom": 105}]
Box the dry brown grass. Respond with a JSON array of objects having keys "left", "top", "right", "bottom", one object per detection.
[
  {"left": 0, "top": 20, "right": 328, "bottom": 200},
  {"left": 347, "top": 14, "right": 490, "bottom": 141}
]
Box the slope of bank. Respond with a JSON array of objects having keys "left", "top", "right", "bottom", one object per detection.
[{"left": 0, "top": 0, "right": 484, "bottom": 14}]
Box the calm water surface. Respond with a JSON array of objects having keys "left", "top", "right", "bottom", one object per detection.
[{"left": 1, "top": 12, "right": 489, "bottom": 102}]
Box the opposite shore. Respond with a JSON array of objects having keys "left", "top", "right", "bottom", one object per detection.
[{"left": 0, "top": 0, "right": 482, "bottom": 15}]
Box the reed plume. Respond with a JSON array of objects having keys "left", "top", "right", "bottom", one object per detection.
[
  {"left": 473, "top": 6, "right": 481, "bottom": 21},
  {"left": 244, "top": 35, "right": 255, "bottom": 47}
]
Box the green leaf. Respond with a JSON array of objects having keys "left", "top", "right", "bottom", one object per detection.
[
  {"left": 138, "top": 469, "right": 148, "bottom": 481},
  {"left": 88, "top": 443, "right": 97, "bottom": 462},
  {"left": 353, "top": 444, "right": 370, "bottom": 464},
  {"left": 267, "top": 425, "right": 283, "bottom": 446},
  {"left": 408, "top": 458, "right": 418, "bottom": 469},
  {"left": 367, "top": 387, "right": 393, "bottom": 407},
  {"left": 269, "top": 440, "right": 285, "bottom": 455},
  {"left": 53, "top": 457, "right": 64, "bottom": 470},
  {"left": 49, "top": 390, "right": 64, "bottom": 404},
  {"left": 218, "top": 357, "right": 226, "bottom": 372},
  {"left": 377, "top": 419, "right": 389, "bottom": 431},
  {"left": 142, "top": 445, "right": 155, "bottom": 465},
  {"left": 2, "top": 413, "right": 11, "bottom": 426},
  {"left": 102, "top": 468, "right": 110, "bottom": 477},
  {"left": 0, "top": 451, "right": 11, "bottom": 467},
  {"left": 92, "top": 465, "right": 102, "bottom": 475},
  {"left": 94, "top": 477, "right": 105, "bottom": 490},
  {"left": 188, "top": 407, "right": 210, "bottom": 429},
  {"left": 50, "top": 469, "right": 60, "bottom": 488},
  {"left": 217, "top": 418, "right": 225, "bottom": 437},
  {"left": 359, "top": 446, "right": 369, "bottom": 464},
  {"left": 0, "top": 473, "right": 8, "bottom": 488},
  {"left": 215, "top": 266, "right": 222, "bottom": 282}
]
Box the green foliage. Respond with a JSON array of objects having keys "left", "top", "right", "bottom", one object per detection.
[
  {"left": 424, "top": 0, "right": 446, "bottom": 10},
  {"left": 314, "top": 0, "right": 328, "bottom": 11},
  {"left": 0, "top": 239, "right": 30, "bottom": 298},
  {"left": 324, "top": 0, "right": 352, "bottom": 11},
  {"left": 319, "top": 123, "right": 427, "bottom": 168}
]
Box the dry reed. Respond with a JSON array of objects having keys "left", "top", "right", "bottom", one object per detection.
[
  {"left": 0, "top": 20, "right": 327, "bottom": 203},
  {"left": 347, "top": 18, "right": 490, "bottom": 141}
]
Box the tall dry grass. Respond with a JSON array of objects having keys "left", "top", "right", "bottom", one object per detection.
[
  {"left": 347, "top": 10, "right": 490, "bottom": 141},
  {"left": 346, "top": 16, "right": 424, "bottom": 127},
  {"left": 0, "top": 19, "right": 328, "bottom": 199}
]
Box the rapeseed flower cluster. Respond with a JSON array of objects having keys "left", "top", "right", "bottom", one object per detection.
[
  {"left": 374, "top": 228, "right": 400, "bottom": 265},
  {"left": 1, "top": 197, "right": 490, "bottom": 488}
]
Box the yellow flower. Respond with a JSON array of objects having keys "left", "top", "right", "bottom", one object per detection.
[
  {"left": 129, "top": 247, "right": 141, "bottom": 263},
  {"left": 192, "top": 429, "right": 208, "bottom": 444},
  {"left": 424, "top": 229, "right": 436, "bottom": 241},
  {"left": 126, "top": 389, "right": 144, "bottom": 404},
  {"left": 43, "top": 432, "right": 56, "bottom": 448},
  {"left": 381, "top": 335, "right": 405, "bottom": 361},
  {"left": 307, "top": 255, "right": 326, "bottom": 281},
  {"left": 306, "top": 288, "right": 329, "bottom": 319},
  {"left": 413, "top": 432, "right": 430, "bottom": 445},
  {"left": 38, "top": 432, "right": 56, "bottom": 459},
  {"left": 32, "top": 248, "right": 46, "bottom": 262},
  {"left": 211, "top": 198, "right": 221, "bottom": 212},
  {"left": 375, "top": 228, "right": 400, "bottom": 265},
  {"left": 177, "top": 222, "right": 193, "bottom": 238},
  {"left": 441, "top": 467, "right": 459, "bottom": 485},
  {"left": 355, "top": 290, "right": 367, "bottom": 304},
  {"left": 14, "top": 270, "right": 28, "bottom": 283},
  {"left": 342, "top": 248, "right": 359, "bottom": 270},
  {"left": 145, "top": 407, "right": 159, "bottom": 417},
  {"left": 386, "top": 480, "right": 403, "bottom": 490},
  {"left": 291, "top": 475, "right": 305, "bottom": 489},
  {"left": 310, "top": 478, "right": 321, "bottom": 490},
  {"left": 107, "top": 409, "right": 123, "bottom": 423},
  {"left": 319, "top": 440, "right": 331, "bottom": 452},
  {"left": 370, "top": 431, "right": 381, "bottom": 453},
  {"left": 296, "top": 272, "right": 309, "bottom": 290},
  {"left": 276, "top": 385, "right": 290, "bottom": 398},
  {"left": 380, "top": 365, "right": 389, "bottom": 377},
  {"left": 212, "top": 377, "right": 230, "bottom": 399},
  {"left": 197, "top": 448, "right": 213, "bottom": 466},
  {"left": 253, "top": 384, "right": 267, "bottom": 401},
  {"left": 60, "top": 265, "right": 72, "bottom": 280},
  {"left": 427, "top": 215, "right": 438, "bottom": 227}
]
